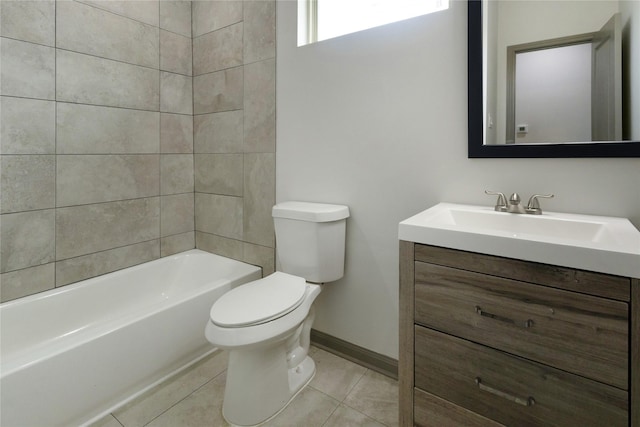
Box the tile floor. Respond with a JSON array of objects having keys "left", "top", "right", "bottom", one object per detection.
[{"left": 91, "top": 346, "right": 399, "bottom": 427}]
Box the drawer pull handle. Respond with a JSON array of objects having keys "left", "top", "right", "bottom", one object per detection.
[
  {"left": 475, "top": 377, "right": 535, "bottom": 407},
  {"left": 475, "top": 306, "right": 533, "bottom": 328}
]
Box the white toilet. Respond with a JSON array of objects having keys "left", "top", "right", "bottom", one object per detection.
[{"left": 205, "top": 201, "right": 350, "bottom": 426}]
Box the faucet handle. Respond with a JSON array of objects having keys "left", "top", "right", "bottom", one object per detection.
[
  {"left": 509, "top": 193, "right": 522, "bottom": 205},
  {"left": 485, "top": 190, "right": 508, "bottom": 212},
  {"left": 526, "top": 194, "right": 554, "bottom": 215}
]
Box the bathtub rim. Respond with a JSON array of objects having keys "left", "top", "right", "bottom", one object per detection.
[{"left": 0, "top": 249, "right": 261, "bottom": 377}]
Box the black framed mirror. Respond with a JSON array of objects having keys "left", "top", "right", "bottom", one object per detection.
[{"left": 468, "top": 0, "right": 640, "bottom": 158}]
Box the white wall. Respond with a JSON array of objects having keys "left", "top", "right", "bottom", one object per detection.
[
  {"left": 276, "top": 0, "right": 640, "bottom": 359},
  {"left": 514, "top": 44, "right": 591, "bottom": 143},
  {"left": 621, "top": 0, "right": 640, "bottom": 139},
  {"left": 494, "top": 0, "right": 619, "bottom": 144}
]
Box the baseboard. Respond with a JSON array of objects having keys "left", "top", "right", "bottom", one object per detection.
[{"left": 310, "top": 329, "right": 398, "bottom": 380}]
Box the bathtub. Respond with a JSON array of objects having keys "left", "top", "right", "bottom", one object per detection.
[{"left": 0, "top": 249, "right": 261, "bottom": 427}]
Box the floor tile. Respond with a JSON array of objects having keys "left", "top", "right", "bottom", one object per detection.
[
  {"left": 88, "top": 414, "right": 123, "bottom": 427},
  {"left": 145, "top": 373, "right": 228, "bottom": 427},
  {"left": 262, "top": 386, "right": 339, "bottom": 427},
  {"left": 322, "top": 404, "right": 387, "bottom": 427},
  {"left": 90, "top": 347, "right": 398, "bottom": 427},
  {"left": 343, "top": 370, "right": 399, "bottom": 427},
  {"left": 309, "top": 347, "right": 367, "bottom": 401},
  {"left": 113, "top": 351, "right": 228, "bottom": 427}
]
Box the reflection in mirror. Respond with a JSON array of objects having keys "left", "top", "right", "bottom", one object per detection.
[
  {"left": 506, "top": 24, "right": 620, "bottom": 144},
  {"left": 468, "top": 0, "right": 640, "bottom": 157}
]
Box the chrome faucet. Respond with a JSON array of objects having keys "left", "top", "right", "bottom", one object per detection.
[
  {"left": 525, "top": 194, "right": 554, "bottom": 215},
  {"left": 484, "top": 191, "right": 507, "bottom": 212},
  {"left": 485, "top": 191, "right": 554, "bottom": 215},
  {"left": 507, "top": 193, "right": 526, "bottom": 214}
]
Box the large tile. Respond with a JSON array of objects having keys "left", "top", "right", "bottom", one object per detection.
[
  {"left": 192, "top": 1, "right": 243, "bottom": 38},
  {"left": 195, "top": 232, "right": 243, "bottom": 261},
  {"left": 242, "top": 242, "right": 274, "bottom": 276},
  {"left": 1, "top": 155, "right": 55, "bottom": 213},
  {"left": 244, "top": 1, "right": 276, "bottom": 64},
  {"left": 243, "top": 153, "right": 275, "bottom": 247},
  {"left": 194, "top": 154, "right": 243, "bottom": 196},
  {"left": 160, "top": 1, "right": 192, "bottom": 38},
  {"left": 144, "top": 372, "right": 229, "bottom": 427},
  {"left": 160, "top": 154, "right": 194, "bottom": 195},
  {"left": 193, "top": 67, "right": 243, "bottom": 115},
  {"left": 1, "top": 97, "right": 55, "bottom": 154},
  {"left": 161, "top": 193, "right": 194, "bottom": 237},
  {"left": 0, "top": 0, "right": 55, "bottom": 46},
  {"left": 161, "top": 113, "right": 193, "bottom": 154},
  {"left": 0, "top": 38, "right": 55, "bottom": 99},
  {"left": 161, "top": 231, "right": 195, "bottom": 257},
  {"left": 57, "top": 103, "right": 159, "bottom": 154},
  {"left": 56, "top": 50, "right": 159, "bottom": 110},
  {"left": 194, "top": 111, "right": 243, "bottom": 154},
  {"left": 56, "top": 198, "right": 160, "bottom": 260},
  {"left": 57, "top": 1, "right": 158, "bottom": 68},
  {"left": 193, "top": 23, "right": 243, "bottom": 76},
  {"left": 263, "top": 387, "right": 339, "bottom": 427},
  {"left": 0, "top": 263, "right": 55, "bottom": 302},
  {"left": 343, "top": 370, "right": 399, "bottom": 427},
  {"left": 161, "top": 72, "right": 193, "bottom": 114},
  {"left": 56, "top": 155, "right": 159, "bottom": 207},
  {"left": 244, "top": 59, "right": 276, "bottom": 153},
  {"left": 323, "top": 404, "right": 387, "bottom": 427},
  {"left": 161, "top": 30, "right": 192, "bottom": 76},
  {"left": 78, "top": 1, "right": 159, "bottom": 27},
  {"left": 115, "top": 351, "right": 228, "bottom": 427},
  {"left": 55, "top": 240, "right": 160, "bottom": 287},
  {"left": 195, "top": 193, "right": 243, "bottom": 240},
  {"left": 1, "top": 210, "right": 55, "bottom": 273},
  {"left": 87, "top": 414, "right": 123, "bottom": 427},
  {"left": 310, "top": 348, "right": 367, "bottom": 402}
]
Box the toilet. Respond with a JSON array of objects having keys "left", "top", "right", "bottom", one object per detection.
[{"left": 205, "top": 201, "right": 350, "bottom": 426}]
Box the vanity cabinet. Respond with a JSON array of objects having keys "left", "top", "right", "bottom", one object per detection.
[{"left": 399, "top": 241, "right": 639, "bottom": 427}]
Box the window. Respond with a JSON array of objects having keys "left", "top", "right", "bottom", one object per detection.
[{"left": 298, "top": 0, "right": 449, "bottom": 46}]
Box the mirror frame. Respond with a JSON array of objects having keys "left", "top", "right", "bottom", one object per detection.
[{"left": 467, "top": 0, "right": 640, "bottom": 158}]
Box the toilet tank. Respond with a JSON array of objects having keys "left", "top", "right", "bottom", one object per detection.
[{"left": 272, "top": 201, "right": 349, "bottom": 283}]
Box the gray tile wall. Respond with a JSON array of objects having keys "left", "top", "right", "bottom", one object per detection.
[
  {"left": 0, "top": 0, "right": 194, "bottom": 301},
  {"left": 0, "top": 0, "right": 276, "bottom": 302},
  {"left": 193, "top": 1, "right": 276, "bottom": 277}
]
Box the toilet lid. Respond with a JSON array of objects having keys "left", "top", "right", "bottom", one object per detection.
[{"left": 210, "top": 272, "right": 307, "bottom": 327}]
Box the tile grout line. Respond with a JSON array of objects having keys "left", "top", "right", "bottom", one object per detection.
[
  {"left": 341, "top": 367, "right": 369, "bottom": 404},
  {"left": 53, "top": 0, "right": 58, "bottom": 289},
  {"left": 331, "top": 366, "right": 396, "bottom": 427},
  {"left": 139, "top": 368, "right": 228, "bottom": 427},
  {"left": 308, "top": 375, "right": 391, "bottom": 427}
]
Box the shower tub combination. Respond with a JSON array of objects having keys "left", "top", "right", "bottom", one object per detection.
[{"left": 0, "top": 249, "right": 261, "bottom": 427}]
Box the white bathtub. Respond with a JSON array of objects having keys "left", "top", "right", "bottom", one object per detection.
[{"left": 0, "top": 249, "right": 261, "bottom": 427}]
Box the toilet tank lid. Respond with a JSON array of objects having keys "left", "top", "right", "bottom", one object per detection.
[{"left": 272, "top": 201, "right": 350, "bottom": 222}]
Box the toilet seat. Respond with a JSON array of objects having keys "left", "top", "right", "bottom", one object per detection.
[{"left": 210, "top": 272, "right": 307, "bottom": 328}]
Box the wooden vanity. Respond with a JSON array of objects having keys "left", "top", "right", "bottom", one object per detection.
[{"left": 399, "top": 241, "right": 639, "bottom": 426}]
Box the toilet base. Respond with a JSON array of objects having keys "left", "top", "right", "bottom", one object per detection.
[{"left": 221, "top": 349, "right": 316, "bottom": 426}]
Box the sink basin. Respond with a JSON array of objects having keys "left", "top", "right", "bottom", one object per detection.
[{"left": 399, "top": 203, "right": 640, "bottom": 277}]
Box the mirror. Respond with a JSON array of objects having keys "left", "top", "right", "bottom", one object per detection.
[{"left": 468, "top": 0, "right": 640, "bottom": 158}]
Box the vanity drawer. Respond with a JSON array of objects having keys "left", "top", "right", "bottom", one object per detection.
[
  {"left": 414, "top": 387, "right": 505, "bottom": 427},
  {"left": 414, "top": 244, "right": 631, "bottom": 301},
  {"left": 414, "top": 261, "right": 629, "bottom": 389},
  {"left": 414, "top": 326, "right": 628, "bottom": 427}
]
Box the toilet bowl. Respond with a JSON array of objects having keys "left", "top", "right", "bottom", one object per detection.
[
  {"left": 205, "top": 274, "right": 321, "bottom": 426},
  {"left": 206, "top": 272, "right": 319, "bottom": 349},
  {"left": 205, "top": 201, "right": 349, "bottom": 426}
]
